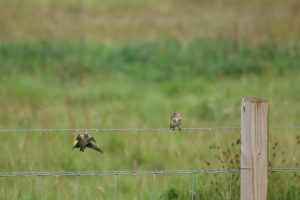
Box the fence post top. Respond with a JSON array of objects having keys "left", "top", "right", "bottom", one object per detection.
[{"left": 242, "top": 97, "right": 268, "bottom": 102}]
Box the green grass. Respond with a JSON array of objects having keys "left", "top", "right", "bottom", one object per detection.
[
  {"left": 0, "top": 40, "right": 300, "bottom": 199},
  {"left": 1, "top": 38, "right": 299, "bottom": 80},
  {"left": 1, "top": 0, "right": 300, "bottom": 199},
  {"left": 1, "top": 70, "right": 300, "bottom": 199}
]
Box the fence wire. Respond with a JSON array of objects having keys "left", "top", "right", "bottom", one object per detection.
[
  {"left": 75, "top": 175, "right": 79, "bottom": 200},
  {"left": 0, "top": 126, "right": 299, "bottom": 134},
  {"left": 191, "top": 173, "right": 195, "bottom": 200},
  {"left": 0, "top": 127, "right": 240, "bottom": 133},
  {"left": 151, "top": 175, "right": 156, "bottom": 200},
  {"left": 114, "top": 175, "right": 117, "bottom": 200},
  {"left": 0, "top": 169, "right": 240, "bottom": 177},
  {"left": 1, "top": 126, "right": 299, "bottom": 198},
  {"left": 0, "top": 168, "right": 299, "bottom": 177},
  {"left": 1, "top": 168, "right": 298, "bottom": 200},
  {"left": 268, "top": 168, "right": 300, "bottom": 172}
]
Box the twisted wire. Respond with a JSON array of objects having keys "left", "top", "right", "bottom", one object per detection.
[
  {"left": 0, "top": 127, "right": 240, "bottom": 133},
  {"left": 0, "top": 169, "right": 240, "bottom": 177},
  {"left": 1, "top": 168, "right": 298, "bottom": 177},
  {"left": 0, "top": 126, "right": 299, "bottom": 134}
]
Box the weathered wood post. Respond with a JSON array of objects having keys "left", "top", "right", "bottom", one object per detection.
[{"left": 241, "top": 97, "right": 268, "bottom": 200}]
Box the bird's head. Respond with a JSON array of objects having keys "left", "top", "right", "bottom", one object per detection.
[
  {"left": 173, "top": 112, "right": 180, "bottom": 117},
  {"left": 171, "top": 112, "right": 182, "bottom": 123},
  {"left": 83, "top": 132, "right": 89, "bottom": 138}
]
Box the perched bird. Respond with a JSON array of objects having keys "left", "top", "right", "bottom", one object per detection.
[
  {"left": 170, "top": 112, "right": 183, "bottom": 130},
  {"left": 72, "top": 132, "right": 103, "bottom": 153}
]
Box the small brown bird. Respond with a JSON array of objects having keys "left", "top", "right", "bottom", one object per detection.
[
  {"left": 170, "top": 112, "right": 183, "bottom": 130},
  {"left": 72, "top": 132, "right": 103, "bottom": 153}
]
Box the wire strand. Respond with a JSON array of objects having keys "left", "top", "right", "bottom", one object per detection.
[
  {"left": 0, "top": 126, "right": 299, "bottom": 134},
  {"left": 114, "top": 175, "right": 117, "bottom": 200},
  {"left": 75, "top": 175, "right": 79, "bottom": 200},
  {"left": 191, "top": 173, "right": 195, "bottom": 200},
  {"left": 0, "top": 168, "right": 298, "bottom": 177},
  {"left": 228, "top": 173, "right": 232, "bottom": 200},
  {"left": 268, "top": 168, "right": 300, "bottom": 172},
  {"left": 0, "top": 169, "right": 240, "bottom": 177},
  {"left": 151, "top": 175, "right": 156, "bottom": 200},
  {"left": 0, "top": 127, "right": 240, "bottom": 133},
  {"left": 36, "top": 175, "right": 40, "bottom": 200}
]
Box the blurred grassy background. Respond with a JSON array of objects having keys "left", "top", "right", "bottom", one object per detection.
[{"left": 0, "top": 0, "right": 300, "bottom": 199}]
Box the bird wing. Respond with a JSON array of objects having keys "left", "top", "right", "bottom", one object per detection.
[
  {"left": 89, "top": 136, "right": 97, "bottom": 143},
  {"left": 86, "top": 140, "right": 103, "bottom": 153},
  {"left": 72, "top": 139, "right": 80, "bottom": 149},
  {"left": 72, "top": 134, "right": 81, "bottom": 148}
]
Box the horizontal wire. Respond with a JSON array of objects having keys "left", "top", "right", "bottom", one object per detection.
[
  {"left": 268, "top": 168, "right": 300, "bottom": 172},
  {"left": 0, "top": 169, "right": 240, "bottom": 177},
  {"left": 0, "top": 127, "right": 240, "bottom": 133},
  {"left": 0, "top": 126, "right": 299, "bottom": 134},
  {"left": 0, "top": 168, "right": 299, "bottom": 177}
]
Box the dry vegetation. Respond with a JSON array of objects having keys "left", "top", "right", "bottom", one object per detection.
[{"left": 0, "top": 0, "right": 300, "bottom": 43}]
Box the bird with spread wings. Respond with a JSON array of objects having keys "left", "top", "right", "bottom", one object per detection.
[{"left": 72, "top": 132, "right": 103, "bottom": 153}]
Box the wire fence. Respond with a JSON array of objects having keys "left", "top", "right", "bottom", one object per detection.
[
  {"left": 1, "top": 168, "right": 299, "bottom": 177},
  {"left": 0, "top": 126, "right": 299, "bottom": 133},
  {"left": 0, "top": 127, "right": 240, "bottom": 133},
  {"left": 0, "top": 169, "right": 240, "bottom": 177},
  {"left": 1, "top": 168, "right": 299, "bottom": 199},
  {"left": 1, "top": 126, "right": 300, "bottom": 199}
]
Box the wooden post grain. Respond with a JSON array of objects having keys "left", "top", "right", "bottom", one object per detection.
[{"left": 241, "top": 97, "right": 268, "bottom": 200}]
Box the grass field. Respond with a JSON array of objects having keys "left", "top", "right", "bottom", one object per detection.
[{"left": 0, "top": 0, "right": 300, "bottom": 199}]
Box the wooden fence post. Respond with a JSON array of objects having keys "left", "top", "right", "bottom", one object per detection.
[{"left": 241, "top": 97, "right": 268, "bottom": 200}]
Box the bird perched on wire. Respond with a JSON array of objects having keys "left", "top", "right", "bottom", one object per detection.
[
  {"left": 72, "top": 132, "right": 103, "bottom": 153},
  {"left": 170, "top": 112, "right": 183, "bottom": 130}
]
